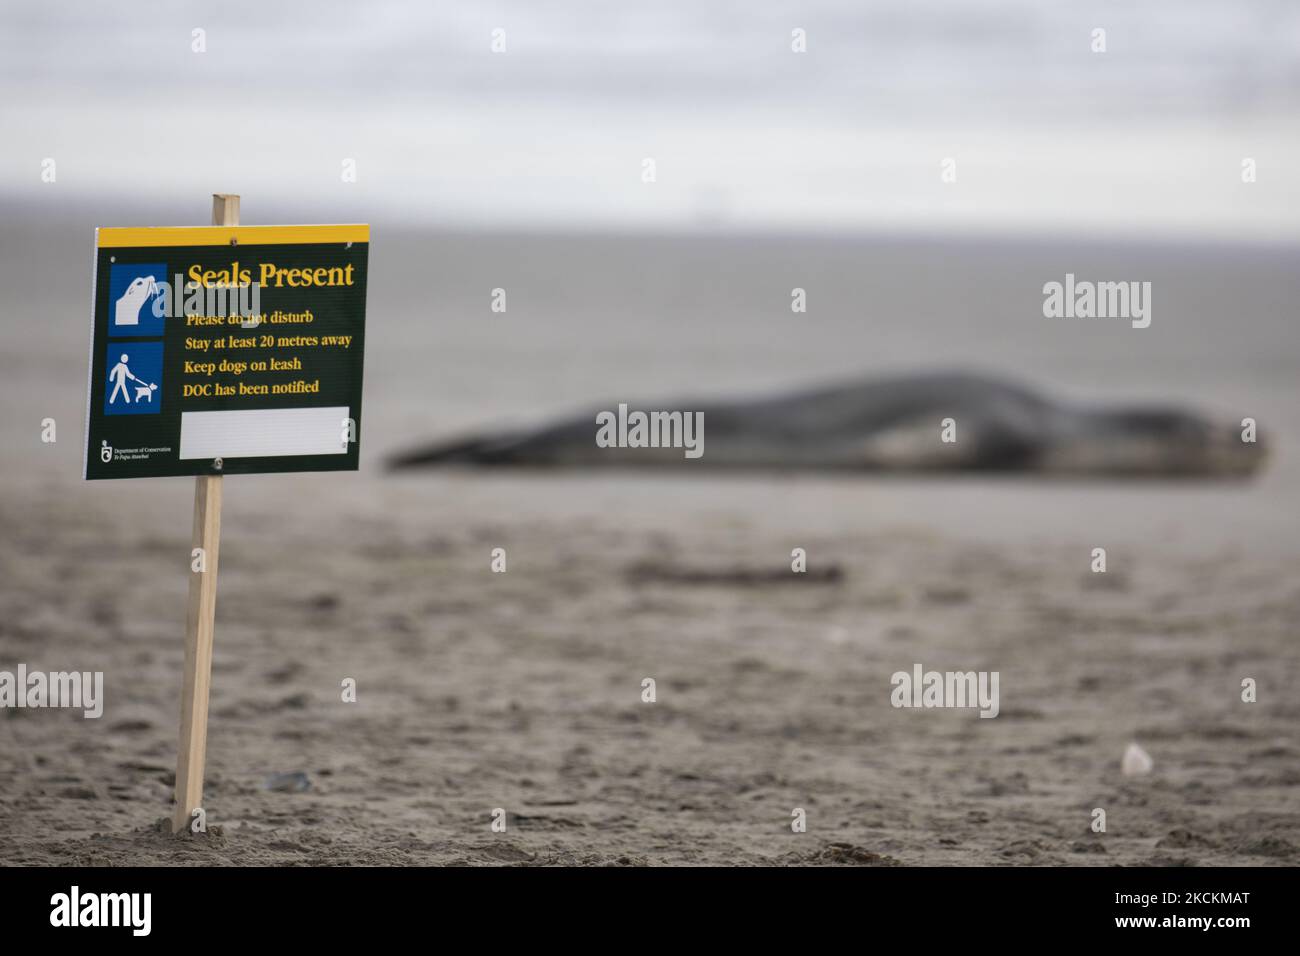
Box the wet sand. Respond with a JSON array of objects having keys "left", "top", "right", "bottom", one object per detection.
[{"left": 1, "top": 468, "right": 1297, "bottom": 865}]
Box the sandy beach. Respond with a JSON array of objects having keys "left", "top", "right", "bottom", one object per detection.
[{"left": 0, "top": 216, "right": 1296, "bottom": 865}]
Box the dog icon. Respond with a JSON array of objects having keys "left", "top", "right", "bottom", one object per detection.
[
  {"left": 134, "top": 382, "right": 158, "bottom": 402},
  {"left": 115, "top": 275, "right": 158, "bottom": 326}
]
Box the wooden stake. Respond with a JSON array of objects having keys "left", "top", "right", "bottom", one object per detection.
[
  {"left": 211, "top": 193, "right": 239, "bottom": 229},
  {"left": 172, "top": 193, "right": 237, "bottom": 833}
]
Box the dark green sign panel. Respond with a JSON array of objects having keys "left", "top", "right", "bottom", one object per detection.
[{"left": 84, "top": 225, "right": 369, "bottom": 480}]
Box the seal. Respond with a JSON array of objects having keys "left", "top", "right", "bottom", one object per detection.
[{"left": 387, "top": 371, "right": 1266, "bottom": 478}]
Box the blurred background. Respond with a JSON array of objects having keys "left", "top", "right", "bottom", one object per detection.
[{"left": 3, "top": 0, "right": 1299, "bottom": 537}]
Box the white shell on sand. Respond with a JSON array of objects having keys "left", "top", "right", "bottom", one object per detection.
[{"left": 1122, "top": 742, "right": 1154, "bottom": 776}]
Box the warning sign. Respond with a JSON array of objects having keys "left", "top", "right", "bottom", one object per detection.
[{"left": 84, "top": 225, "right": 369, "bottom": 479}]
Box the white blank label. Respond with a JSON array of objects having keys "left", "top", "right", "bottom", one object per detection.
[{"left": 179, "top": 407, "right": 351, "bottom": 459}]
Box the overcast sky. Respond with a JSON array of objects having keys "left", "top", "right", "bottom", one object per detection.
[{"left": 4, "top": 0, "right": 1299, "bottom": 236}]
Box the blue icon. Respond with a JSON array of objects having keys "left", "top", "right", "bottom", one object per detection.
[
  {"left": 109, "top": 263, "right": 168, "bottom": 337},
  {"left": 104, "top": 341, "right": 164, "bottom": 416}
]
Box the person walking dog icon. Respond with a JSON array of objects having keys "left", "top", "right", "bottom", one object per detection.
[
  {"left": 103, "top": 340, "right": 162, "bottom": 416},
  {"left": 108, "top": 353, "right": 140, "bottom": 404}
]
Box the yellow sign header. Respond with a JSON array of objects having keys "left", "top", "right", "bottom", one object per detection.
[{"left": 97, "top": 224, "right": 369, "bottom": 248}]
